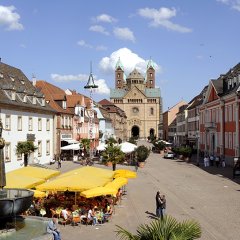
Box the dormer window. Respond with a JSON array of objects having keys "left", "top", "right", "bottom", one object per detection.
[
  {"left": 33, "top": 97, "right": 36, "bottom": 104},
  {"left": 228, "top": 79, "right": 232, "bottom": 89},
  {"left": 23, "top": 95, "right": 27, "bottom": 103},
  {"left": 62, "top": 100, "right": 67, "bottom": 109},
  {"left": 0, "top": 72, "right": 3, "bottom": 78},
  {"left": 10, "top": 76, "right": 15, "bottom": 81},
  {"left": 21, "top": 79, "right": 25, "bottom": 84},
  {"left": 12, "top": 91, "right": 16, "bottom": 101}
]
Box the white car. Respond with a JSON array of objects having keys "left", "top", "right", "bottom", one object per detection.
[{"left": 164, "top": 151, "right": 174, "bottom": 159}]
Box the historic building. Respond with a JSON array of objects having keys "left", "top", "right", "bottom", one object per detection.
[
  {"left": 110, "top": 59, "right": 162, "bottom": 140},
  {"left": 163, "top": 100, "right": 187, "bottom": 143},
  {"left": 199, "top": 63, "right": 240, "bottom": 165},
  {"left": 0, "top": 62, "right": 55, "bottom": 172}
]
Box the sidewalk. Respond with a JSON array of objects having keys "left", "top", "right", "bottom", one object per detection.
[{"left": 186, "top": 154, "right": 240, "bottom": 185}]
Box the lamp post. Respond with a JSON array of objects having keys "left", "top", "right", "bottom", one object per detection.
[
  {"left": 84, "top": 63, "right": 98, "bottom": 160},
  {"left": 0, "top": 119, "right": 7, "bottom": 198},
  {"left": 196, "top": 131, "right": 200, "bottom": 166}
]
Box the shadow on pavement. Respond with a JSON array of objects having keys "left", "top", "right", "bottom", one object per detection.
[
  {"left": 186, "top": 154, "right": 240, "bottom": 185},
  {"left": 145, "top": 211, "right": 158, "bottom": 220}
]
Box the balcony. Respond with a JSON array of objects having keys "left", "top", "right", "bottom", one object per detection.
[{"left": 205, "top": 122, "right": 216, "bottom": 129}]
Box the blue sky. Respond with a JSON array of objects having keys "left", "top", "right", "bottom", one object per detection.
[{"left": 0, "top": 0, "right": 240, "bottom": 111}]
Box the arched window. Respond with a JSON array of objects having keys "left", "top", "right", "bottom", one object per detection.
[{"left": 150, "top": 107, "right": 154, "bottom": 115}]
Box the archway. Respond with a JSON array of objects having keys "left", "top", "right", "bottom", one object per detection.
[
  {"left": 150, "top": 128, "right": 155, "bottom": 137},
  {"left": 131, "top": 126, "right": 139, "bottom": 138}
]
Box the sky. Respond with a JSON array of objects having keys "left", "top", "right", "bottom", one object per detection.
[{"left": 0, "top": 0, "right": 240, "bottom": 111}]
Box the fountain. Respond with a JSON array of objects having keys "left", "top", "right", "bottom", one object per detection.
[{"left": 0, "top": 119, "right": 52, "bottom": 240}]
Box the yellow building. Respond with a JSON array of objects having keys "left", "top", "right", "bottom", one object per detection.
[{"left": 110, "top": 59, "right": 163, "bottom": 140}]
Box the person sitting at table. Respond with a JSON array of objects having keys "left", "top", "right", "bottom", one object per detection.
[
  {"left": 103, "top": 204, "right": 113, "bottom": 221},
  {"left": 87, "top": 206, "right": 97, "bottom": 225},
  {"left": 61, "top": 207, "right": 72, "bottom": 224}
]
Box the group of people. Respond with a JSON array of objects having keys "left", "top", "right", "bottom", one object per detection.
[
  {"left": 155, "top": 191, "right": 166, "bottom": 219},
  {"left": 203, "top": 155, "right": 225, "bottom": 168}
]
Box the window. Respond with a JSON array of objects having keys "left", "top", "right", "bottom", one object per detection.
[
  {"left": 229, "top": 105, "right": 232, "bottom": 122},
  {"left": 117, "top": 73, "right": 120, "bottom": 78},
  {"left": 4, "top": 143, "right": 11, "bottom": 162},
  {"left": 229, "top": 132, "right": 232, "bottom": 149},
  {"left": 225, "top": 132, "right": 228, "bottom": 148},
  {"left": 150, "top": 80, "right": 153, "bottom": 84},
  {"left": 18, "top": 116, "right": 22, "bottom": 131},
  {"left": 17, "top": 142, "right": 22, "bottom": 160},
  {"left": 28, "top": 117, "right": 33, "bottom": 131},
  {"left": 233, "top": 132, "right": 236, "bottom": 150},
  {"left": 132, "top": 107, "right": 139, "bottom": 114},
  {"left": 5, "top": 115, "right": 11, "bottom": 130},
  {"left": 233, "top": 104, "right": 236, "bottom": 121},
  {"left": 150, "top": 73, "right": 153, "bottom": 77},
  {"left": 46, "top": 119, "right": 50, "bottom": 131},
  {"left": 150, "top": 107, "right": 154, "bottom": 115},
  {"left": 81, "top": 109, "right": 84, "bottom": 117},
  {"left": 38, "top": 118, "right": 42, "bottom": 131},
  {"left": 225, "top": 106, "right": 228, "bottom": 122},
  {"left": 62, "top": 101, "right": 67, "bottom": 109},
  {"left": 46, "top": 140, "right": 50, "bottom": 155},
  {"left": 38, "top": 141, "right": 42, "bottom": 157}
]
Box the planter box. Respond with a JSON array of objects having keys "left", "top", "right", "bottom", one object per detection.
[{"left": 138, "top": 162, "right": 145, "bottom": 168}]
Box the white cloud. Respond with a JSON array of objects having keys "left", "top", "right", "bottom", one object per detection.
[
  {"left": 113, "top": 27, "right": 135, "bottom": 42},
  {"left": 89, "top": 25, "right": 109, "bottom": 35},
  {"left": 0, "top": 5, "right": 23, "bottom": 30},
  {"left": 138, "top": 7, "right": 192, "bottom": 33},
  {"left": 77, "top": 40, "right": 93, "bottom": 48},
  {"left": 99, "top": 48, "right": 162, "bottom": 75},
  {"left": 95, "top": 14, "right": 117, "bottom": 23},
  {"left": 96, "top": 45, "right": 107, "bottom": 51},
  {"left": 94, "top": 79, "right": 110, "bottom": 94},
  {"left": 217, "top": 0, "right": 240, "bottom": 11},
  {"left": 51, "top": 73, "right": 89, "bottom": 82}
]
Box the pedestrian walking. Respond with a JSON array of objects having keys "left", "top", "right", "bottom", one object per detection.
[
  {"left": 215, "top": 156, "right": 220, "bottom": 167},
  {"left": 204, "top": 155, "right": 209, "bottom": 167},
  {"left": 160, "top": 194, "right": 166, "bottom": 218},
  {"left": 155, "top": 191, "right": 162, "bottom": 218},
  {"left": 57, "top": 155, "right": 61, "bottom": 169},
  {"left": 210, "top": 155, "right": 215, "bottom": 166}
]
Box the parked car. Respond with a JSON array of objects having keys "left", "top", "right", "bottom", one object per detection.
[{"left": 164, "top": 151, "right": 174, "bottom": 159}]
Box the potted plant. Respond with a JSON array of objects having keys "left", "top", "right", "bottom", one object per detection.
[
  {"left": 16, "top": 141, "right": 38, "bottom": 167},
  {"left": 101, "top": 144, "right": 125, "bottom": 171},
  {"left": 135, "top": 145, "right": 150, "bottom": 168}
]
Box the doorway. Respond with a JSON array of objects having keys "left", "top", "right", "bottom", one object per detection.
[{"left": 131, "top": 126, "right": 139, "bottom": 138}]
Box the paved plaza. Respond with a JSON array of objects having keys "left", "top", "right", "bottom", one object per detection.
[{"left": 47, "top": 153, "right": 240, "bottom": 240}]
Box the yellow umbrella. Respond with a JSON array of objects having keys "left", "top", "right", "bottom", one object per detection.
[
  {"left": 105, "top": 177, "right": 128, "bottom": 190},
  {"left": 80, "top": 186, "right": 118, "bottom": 198},
  {"left": 5, "top": 173, "right": 45, "bottom": 189},
  {"left": 8, "top": 166, "right": 60, "bottom": 180},
  {"left": 58, "top": 166, "right": 114, "bottom": 180},
  {"left": 30, "top": 189, "right": 47, "bottom": 198},
  {"left": 114, "top": 169, "right": 137, "bottom": 179},
  {"left": 36, "top": 174, "right": 111, "bottom": 192}
]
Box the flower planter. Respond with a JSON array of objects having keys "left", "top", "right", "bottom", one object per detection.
[
  {"left": 138, "top": 162, "right": 145, "bottom": 168},
  {"left": 106, "top": 162, "right": 112, "bottom": 167}
]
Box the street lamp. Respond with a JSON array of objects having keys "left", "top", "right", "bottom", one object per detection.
[
  {"left": 84, "top": 62, "right": 98, "bottom": 160},
  {"left": 196, "top": 131, "right": 200, "bottom": 166},
  {"left": 0, "top": 118, "right": 7, "bottom": 197}
]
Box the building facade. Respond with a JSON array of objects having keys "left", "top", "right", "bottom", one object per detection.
[
  {"left": 0, "top": 62, "right": 55, "bottom": 172},
  {"left": 199, "top": 63, "right": 240, "bottom": 165},
  {"left": 163, "top": 100, "right": 187, "bottom": 142},
  {"left": 110, "top": 59, "right": 162, "bottom": 140}
]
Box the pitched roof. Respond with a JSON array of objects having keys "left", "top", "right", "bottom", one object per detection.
[
  {"left": 36, "top": 80, "right": 72, "bottom": 114},
  {"left": 0, "top": 62, "right": 55, "bottom": 113},
  {"left": 99, "top": 98, "right": 114, "bottom": 106}
]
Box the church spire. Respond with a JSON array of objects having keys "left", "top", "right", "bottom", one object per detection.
[
  {"left": 147, "top": 57, "right": 155, "bottom": 70},
  {"left": 115, "top": 57, "right": 124, "bottom": 70}
]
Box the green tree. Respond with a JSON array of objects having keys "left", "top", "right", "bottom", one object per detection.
[
  {"left": 101, "top": 144, "right": 125, "bottom": 171},
  {"left": 80, "top": 138, "right": 90, "bottom": 156},
  {"left": 106, "top": 137, "right": 117, "bottom": 146},
  {"left": 116, "top": 215, "right": 201, "bottom": 240},
  {"left": 135, "top": 145, "right": 150, "bottom": 162},
  {"left": 16, "top": 141, "right": 38, "bottom": 167}
]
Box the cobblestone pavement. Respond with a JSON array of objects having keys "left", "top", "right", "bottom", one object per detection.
[{"left": 47, "top": 153, "right": 240, "bottom": 240}]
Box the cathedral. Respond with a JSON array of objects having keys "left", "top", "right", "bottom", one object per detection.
[{"left": 110, "top": 59, "right": 163, "bottom": 140}]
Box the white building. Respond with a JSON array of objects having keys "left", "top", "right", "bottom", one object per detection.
[{"left": 0, "top": 62, "right": 55, "bottom": 172}]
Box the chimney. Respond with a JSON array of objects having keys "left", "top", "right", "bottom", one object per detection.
[{"left": 32, "top": 74, "right": 36, "bottom": 86}]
